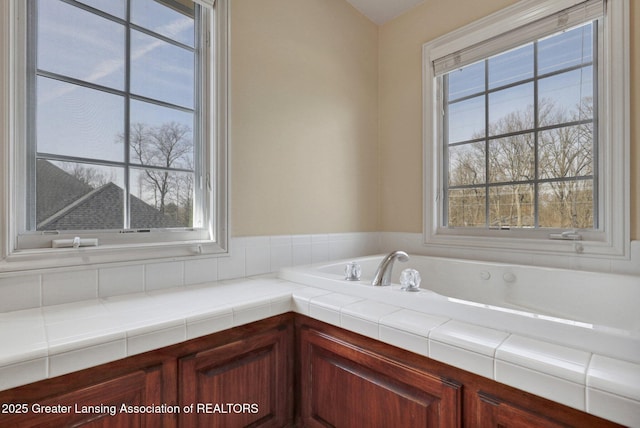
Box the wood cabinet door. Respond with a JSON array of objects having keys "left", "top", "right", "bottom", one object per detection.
[
  {"left": 0, "top": 365, "right": 164, "bottom": 428},
  {"left": 477, "top": 392, "right": 566, "bottom": 428},
  {"left": 178, "top": 322, "right": 293, "bottom": 428},
  {"left": 299, "top": 326, "right": 461, "bottom": 428}
]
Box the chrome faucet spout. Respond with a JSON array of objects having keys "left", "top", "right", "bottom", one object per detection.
[{"left": 371, "top": 250, "right": 409, "bottom": 286}]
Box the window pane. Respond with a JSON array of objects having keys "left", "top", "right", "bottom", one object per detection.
[
  {"left": 447, "top": 95, "right": 485, "bottom": 143},
  {"left": 448, "top": 142, "right": 485, "bottom": 186},
  {"left": 538, "top": 125, "right": 593, "bottom": 180},
  {"left": 129, "top": 100, "right": 194, "bottom": 169},
  {"left": 448, "top": 188, "right": 486, "bottom": 227},
  {"left": 538, "top": 180, "right": 594, "bottom": 228},
  {"left": 538, "top": 67, "right": 593, "bottom": 126},
  {"left": 447, "top": 61, "right": 485, "bottom": 100},
  {"left": 488, "top": 43, "right": 533, "bottom": 89},
  {"left": 488, "top": 133, "right": 535, "bottom": 183},
  {"left": 37, "top": 77, "right": 125, "bottom": 162},
  {"left": 488, "top": 83, "right": 533, "bottom": 135},
  {"left": 131, "top": 0, "right": 195, "bottom": 47},
  {"left": 130, "top": 30, "right": 195, "bottom": 108},
  {"left": 36, "top": 160, "right": 124, "bottom": 230},
  {"left": 37, "top": 0, "right": 125, "bottom": 90},
  {"left": 130, "top": 168, "right": 194, "bottom": 228},
  {"left": 489, "top": 184, "right": 534, "bottom": 228},
  {"left": 76, "top": 0, "right": 126, "bottom": 19},
  {"left": 538, "top": 23, "right": 593, "bottom": 75}
]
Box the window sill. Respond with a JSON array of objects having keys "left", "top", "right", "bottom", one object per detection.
[{"left": 0, "top": 240, "right": 229, "bottom": 274}]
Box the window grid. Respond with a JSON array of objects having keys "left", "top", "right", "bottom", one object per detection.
[
  {"left": 29, "top": 0, "right": 199, "bottom": 231},
  {"left": 443, "top": 22, "right": 597, "bottom": 230}
]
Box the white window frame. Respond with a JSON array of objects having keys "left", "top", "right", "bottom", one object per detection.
[
  {"left": 422, "top": 0, "right": 630, "bottom": 259},
  {"left": 0, "top": 0, "right": 229, "bottom": 272}
]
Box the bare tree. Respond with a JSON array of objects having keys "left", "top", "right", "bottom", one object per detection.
[
  {"left": 448, "top": 97, "right": 594, "bottom": 229},
  {"left": 61, "top": 163, "right": 113, "bottom": 189},
  {"left": 117, "top": 122, "right": 194, "bottom": 227},
  {"left": 127, "top": 121, "right": 192, "bottom": 215}
]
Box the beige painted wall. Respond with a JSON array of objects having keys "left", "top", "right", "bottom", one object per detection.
[
  {"left": 230, "top": 0, "right": 379, "bottom": 236},
  {"left": 231, "top": 0, "right": 639, "bottom": 240},
  {"left": 379, "top": 0, "right": 640, "bottom": 240}
]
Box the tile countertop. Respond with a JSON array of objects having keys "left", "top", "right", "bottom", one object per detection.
[{"left": 0, "top": 276, "right": 638, "bottom": 427}]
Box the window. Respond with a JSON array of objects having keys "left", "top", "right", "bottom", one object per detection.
[
  {"left": 423, "top": 0, "right": 629, "bottom": 258},
  {"left": 0, "top": 0, "right": 229, "bottom": 269}
]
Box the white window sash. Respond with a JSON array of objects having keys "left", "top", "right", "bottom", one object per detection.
[
  {"left": 432, "top": 0, "right": 604, "bottom": 77},
  {"left": 421, "top": 0, "right": 630, "bottom": 259}
]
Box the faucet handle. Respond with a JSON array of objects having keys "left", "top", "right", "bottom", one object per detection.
[
  {"left": 344, "top": 262, "right": 362, "bottom": 281},
  {"left": 400, "top": 268, "right": 421, "bottom": 292}
]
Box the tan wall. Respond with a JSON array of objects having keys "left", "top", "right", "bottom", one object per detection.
[
  {"left": 230, "top": 0, "right": 379, "bottom": 236},
  {"left": 231, "top": 0, "right": 639, "bottom": 240},
  {"left": 379, "top": 0, "right": 640, "bottom": 239}
]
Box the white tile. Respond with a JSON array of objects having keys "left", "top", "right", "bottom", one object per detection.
[
  {"left": 341, "top": 300, "right": 401, "bottom": 323},
  {"left": 587, "top": 387, "right": 640, "bottom": 427},
  {"left": 379, "top": 325, "right": 429, "bottom": 357},
  {"left": 379, "top": 309, "right": 449, "bottom": 337},
  {"left": 186, "top": 310, "right": 234, "bottom": 340},
  {"left": 292, "top": 243, "right": 312, "bottom": 266},
  {"left": 232, "top": 301, "right": 272, "bottom": 326},
  {"left": 184, "top": 257, "right": 219, "bottom": 285},
  {"left": 308, "top": 293, "right": 363, "bottom": 326},
  {"left": 127, "top": 323, "right": 186, "bottom": 356},
  {"left": 145, "top": 261, "right": 184, "bottom": 291},
  {"left": 311, "top": 235, "right": 330, "bottom": 263},
  {"left": 99, "top": 265, "right": 144, "bottom": 297},
  {"left": 430, "top": 320, "right": 509, "bottom": 357},
  {"left": 430, "top": 340, "right": 495, "bottom": 379},
  {"left": 292, "top": 235, "right": 312, "bottom": 266},
  {"left": 291, "top": 287, "right": 331, "bottom": 315},
  {"left": 496, "top": 335, "right": 590, "bottom": 384},
  {"left": 217, "top": 248, "right": 246, "bottom": 280},
  {"left": 42, "top": 299, "right": 107, "bottom": 324},
  {"left": 270, "top": 243, "right": 293, "bottom": 272},
  {"left": 271, "top": 295, "right": 293, "bottom": 314},
  {"left": 0, "top": 358, "right": 48, "bottom": 391},
  {"left": 46, "top": 317, "right": 126, "bottom": 355},
  {"left": 587, "top": 355, "right": 640, "bottom": 401},
  {"left": 49, "top": 339, "right": 126, "bottom": 378},
  {"left": 496, "top": 360, "right": 586, "bottom": 410},
  {"left": 245, "top": 242, "right": 271, "bottom": 277},
  {"left": 42, "top": 269, "right": 98, "bottom": 306},
  {"left": 340, "top": 314, "right": 379, "bottom": 339},
  {"left": 0, "top": 274, "right": 41, "bottom": 312},
  {"left": 0, "top": 309, "right": 47, "bottom": 366}
]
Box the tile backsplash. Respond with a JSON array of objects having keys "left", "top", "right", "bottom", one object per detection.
[
  {"left": 1, "top": 232, "right": 638, "bottom": 313},
  {"left": 0, "top": 232, "right": 380, "bottom": 312}
]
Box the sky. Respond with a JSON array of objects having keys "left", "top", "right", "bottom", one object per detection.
[{"left": 35, "top": 0, "right": 196, "bottom": 166}]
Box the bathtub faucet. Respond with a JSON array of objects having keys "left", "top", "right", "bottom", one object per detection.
[{"left": 372, "top": 250, "right": 409, "bottom": 286}]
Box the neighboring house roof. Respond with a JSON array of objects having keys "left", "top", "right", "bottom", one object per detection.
[{"left": 36, "top": 160, "right": 182, "bottom": 230}]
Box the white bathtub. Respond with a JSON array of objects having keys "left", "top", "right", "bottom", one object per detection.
[{"left": 279, "top": 254, "right": 640, "bottom": 363}]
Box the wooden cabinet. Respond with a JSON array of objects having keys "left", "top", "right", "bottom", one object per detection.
[
  {"left": 476, "top": 391, "right": 571, "bottom": 428},
  {"left": 0, "top": 313, "right": 624, "bottom": 428},
  {"left": 0, "top": 314, "right": 294, "bottom": 428},
  {"left": 298, "top": 321, "right": 461, "bottom": 427},
  {"left": 295, "top": 315, "right": 622, "bottom": 428},
  {"left": 0, "top": 365, "right": 165, "bottom": 428},
  {"left": 179, "top": 322, "right": 293, "bottom": 428}
]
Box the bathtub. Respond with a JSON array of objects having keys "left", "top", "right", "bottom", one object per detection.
[{"left": 279, "top": 254, "right": 640, "bottom": 363}]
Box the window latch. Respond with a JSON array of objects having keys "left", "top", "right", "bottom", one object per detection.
[
  {"left": 548, "top": 231, "right": 582, "bottom": 241},
  {"left": 52, "top": 237, "right": 99, "bottom": 248}
]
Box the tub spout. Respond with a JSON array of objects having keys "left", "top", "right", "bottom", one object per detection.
[{"left": 372, "top": 251, "right": 409, "bottom": 286}]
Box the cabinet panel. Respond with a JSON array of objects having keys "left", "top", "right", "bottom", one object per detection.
[
  {"left": 299, "top": 326, "right": 461, "bottom": 428},
  {"left": 179, "top": 322, "right": 293, "bottom": 428},
  {"left": 477, "top": 391, "right": 585, "bottom": 428},
  {"left": 0, "top": 366, "right": 164, "bottom": 428}
]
